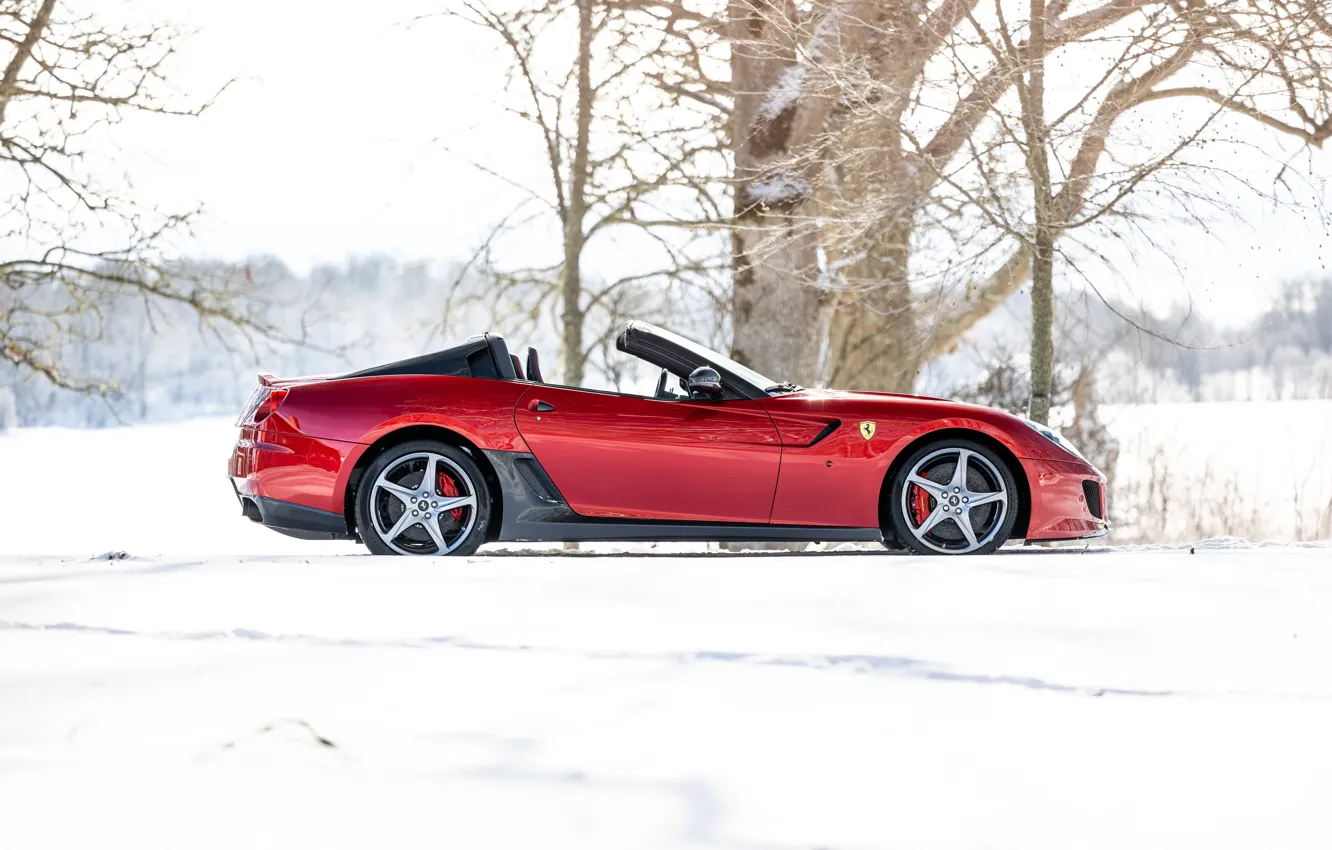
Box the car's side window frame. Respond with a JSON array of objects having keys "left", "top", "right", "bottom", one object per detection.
[
  {"left": 525, "top": 365, "right": 747, "bottom": 404},
  {"left": 517, "top": 341, "right": 758, "bottom": 403},
  {"left": 632, "top": 361, "right": 748, "bottom": 403}
]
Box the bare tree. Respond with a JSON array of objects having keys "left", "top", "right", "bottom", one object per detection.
[
  {"left": 0, "top": 0, "right": 272, "bottom": 393},
  {"left": 721, "top": 0, "right": 1332, "bottom": 392},
  {"left": 438, "top": 0, "right": 728, "bottom": 387},
  {"left": 927, "top": 0, "right": 1332, "bottom": 422}
]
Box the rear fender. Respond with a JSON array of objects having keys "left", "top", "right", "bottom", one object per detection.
[{"left": 333, "top": 412, "right": 526, "bottom": 531}]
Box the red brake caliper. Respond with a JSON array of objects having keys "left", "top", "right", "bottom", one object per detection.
[
  {"left": 910, "top": 483, "right": 933, "bottom": 526},
  {"left": 437, "top": 471, "right": 465, "bottom": 522}
]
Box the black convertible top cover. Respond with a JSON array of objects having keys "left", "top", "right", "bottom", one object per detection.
[{"left": 342, "top": 333, "right": 517, "bottom": 381}]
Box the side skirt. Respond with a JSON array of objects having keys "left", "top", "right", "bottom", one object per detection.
[{"left": 483, "top": 450, "right": 882, "bottom": 545}]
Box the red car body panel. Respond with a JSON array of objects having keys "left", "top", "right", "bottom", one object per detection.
[
  {"left": 513, "top": 385, "right": 781, "bottom": 522},
  {"left": 230, "top": 428, "right": 359, "bottom": 515},
  {"left": 1023, "top": 457, "right": 1108, "bottom": 540},
  {"left": 277, "top": 375, "right": 532, "bottom": 453},
  {"left": 759, "top": 390, "right": 1088, "bottom": 534},
  {"left": 229, "top": 329, "right": 1108, "bottom": 547}
]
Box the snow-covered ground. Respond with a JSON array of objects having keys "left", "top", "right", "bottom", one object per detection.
[
  {"left": 1103, "top": 400, "right": 1332, "bottom": 542},
  {"left": 1, "top": 416, "right": 1331, "bottom": 848},
  {"left": 3, "top": 548, "right": 1331, "bottom": 849}
]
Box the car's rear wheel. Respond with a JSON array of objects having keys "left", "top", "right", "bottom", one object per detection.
[
  {"left": 356, "top": 440, "right": 491, "bottom": 556},
  {"left": 887, "top": 438, "right": 1018, "bottom": 556}
]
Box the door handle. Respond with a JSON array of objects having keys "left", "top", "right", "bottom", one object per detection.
[{"left": 528, "top": 400, "right": 555, "bottom": 413}]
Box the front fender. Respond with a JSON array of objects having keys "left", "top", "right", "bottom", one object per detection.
[{"left": 878, "top": 415, "right": 1037, "bottom": 472}]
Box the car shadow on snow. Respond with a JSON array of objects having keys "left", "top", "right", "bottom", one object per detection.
[
  {"left": 428, "top": 732, "right": 790, "bottom": 850},
  {"left": 0, "top": 618, "right": 1169, "bottom": 699}
]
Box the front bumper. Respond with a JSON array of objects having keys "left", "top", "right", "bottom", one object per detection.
[{"left": 1021, "top": 457, "right": 1109, "bottom": 541}]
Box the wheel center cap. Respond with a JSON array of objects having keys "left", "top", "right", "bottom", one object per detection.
[{"left": 950, "top": 495, "right": 960, "bottom": 506}]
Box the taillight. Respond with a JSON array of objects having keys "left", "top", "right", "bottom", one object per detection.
[
  {"left": 237, "top": 387, "right": 288, "bottom": 425},
  {"left": 236, "top": 387, "right": 265, "bottom": 425},
  {"left": 253, "top": 388, "right": 288, "bottom": 423}
]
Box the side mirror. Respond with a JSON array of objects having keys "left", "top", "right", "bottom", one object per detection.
[{"left": 687, "top": 366, "right": 723, "bottom": 399}]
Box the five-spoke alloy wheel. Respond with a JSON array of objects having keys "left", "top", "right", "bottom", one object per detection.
[
  {"left": 886, "top": 439, "right": 1019, "bottom": 555},
  {"left": 355, "top": 440, "right": 491, "bottom": 556}
]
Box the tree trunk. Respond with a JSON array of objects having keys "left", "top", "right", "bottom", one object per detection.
[
  {"left": 815, "top": 71, "right": 922, "bottom": 393},
  {"left": 725, "top": 0, "right": 839, "bottom": 386},
  {"left": 730, "top": 212, "right": 824, "bottom": 385},
  {"left": 1028, "top": 226, "right": 1055, "bottom": 424},
  {"left": 560, "top": 0, "right": 593, "bottom": 387},
  {"left": 1025, "top": 0, "right": 1055, "bottom": 425},
  {"left": 826, "top": 218, "right": 920, "bottom": 392}
]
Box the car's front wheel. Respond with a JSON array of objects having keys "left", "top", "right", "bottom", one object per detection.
[
  {"left": 355, "top": 440, "right": 491, "bottom": 556},
  {"left": 886, "top": 438, "right": 1019, "bottom": 556}
]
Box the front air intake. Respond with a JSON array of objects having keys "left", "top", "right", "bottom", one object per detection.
[{"left": 1082, "top": 480, "right": 1104, "bottom": 519}]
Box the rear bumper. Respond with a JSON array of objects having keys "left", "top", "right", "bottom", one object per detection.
[
  {"left": 231, "top": 480, "right": 352, "bottom": 540},
  {"left": 230, "top": 425, "right": 359, "bottom": 540}
]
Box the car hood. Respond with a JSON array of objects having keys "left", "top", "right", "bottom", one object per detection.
[
  {"left": 785, "top": 387, "right": 1004, "bottom": 416},
  {"left": 774, "top": 387, "right": 1048, "bottom": 441}
]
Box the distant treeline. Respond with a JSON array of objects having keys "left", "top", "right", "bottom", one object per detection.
[
  {"left": 0, "top": 256, "right": 483, "bottom": 428},
  {"left": 931, "top": 277, "right": 1332, "bottom": 407}
]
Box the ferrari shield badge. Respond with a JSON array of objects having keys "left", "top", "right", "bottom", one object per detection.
[{"left": 859, "top": 421, "right": 876, "bottom": 440}]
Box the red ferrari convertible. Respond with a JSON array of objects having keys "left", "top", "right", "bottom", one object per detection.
[{"left": 229, "top": 321, "right": 1107, "bottom": 556}]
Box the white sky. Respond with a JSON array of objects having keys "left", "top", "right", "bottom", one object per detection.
[
  {"left": 119, "top": 0, "right": 539, "bottom": 268},
  {"left": 111, "top": 1, "right": 1332, "bottom": 327}
]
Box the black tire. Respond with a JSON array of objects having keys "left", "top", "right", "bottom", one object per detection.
[
  {"left": 355, "top": 440, "right": 492, "bottom": 556},
  {"left": 886, "top": 437, "right": 1019, "bottom": 556}
]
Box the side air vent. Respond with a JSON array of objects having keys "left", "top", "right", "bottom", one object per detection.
[
  {"left": 1082, "top": 480, "right": 1104, "bottom": 519},
  {"left": 805, "top": 419, "right": 841, "bottom": 448},
  {"left": 515, "top": 458, "right": 563, "bottom": 504}
]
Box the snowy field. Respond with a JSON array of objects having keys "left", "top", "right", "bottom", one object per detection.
[
  {"left": 1102, "top": 400, "right": 1332, "bottom": 542},
  {"left": 1, "top": 416, "right": 1331, "bottom": 848}
]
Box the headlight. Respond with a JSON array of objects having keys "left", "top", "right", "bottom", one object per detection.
[{"left": 1019, "top": 417, "right": 1091, "bottom": 465}]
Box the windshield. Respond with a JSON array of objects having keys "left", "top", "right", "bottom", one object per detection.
[{"left": 641, "top": 324, "right": 785, "bottom": 392}]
